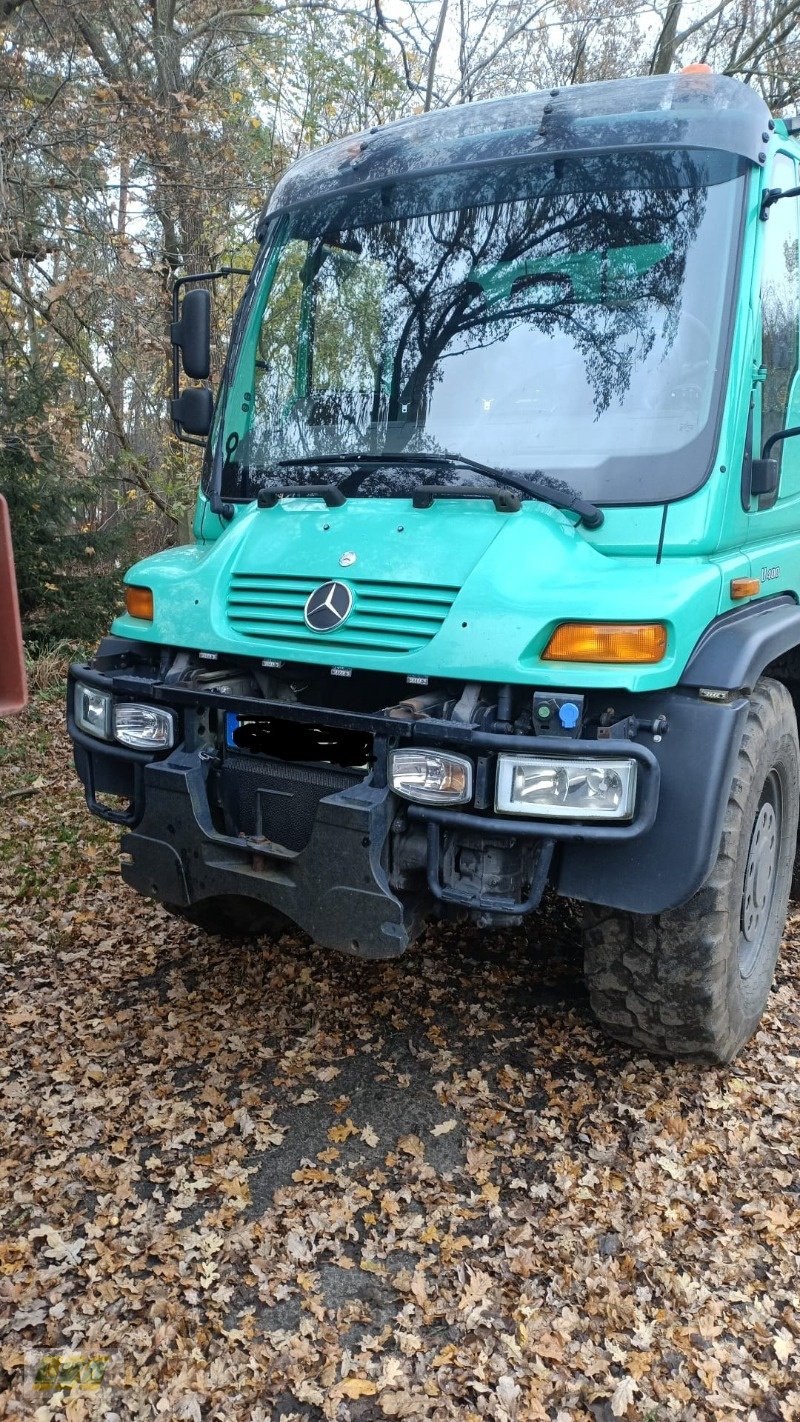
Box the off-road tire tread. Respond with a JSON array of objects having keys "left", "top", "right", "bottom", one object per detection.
[{"left": 584, "top": 678, "right": 798, "bottom": 1063}]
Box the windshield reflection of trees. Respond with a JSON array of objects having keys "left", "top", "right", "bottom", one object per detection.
[{"left": 231, "top": 153, "right": 707, "bottom": 500}]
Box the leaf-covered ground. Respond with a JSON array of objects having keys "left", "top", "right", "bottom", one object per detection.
[{"left": 1, "top": 696, "right": 799, "bottom": 1421}]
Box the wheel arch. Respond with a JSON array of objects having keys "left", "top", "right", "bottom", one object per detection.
[{"left": 681, "top": 595, "right": 800, "bottom": 694}]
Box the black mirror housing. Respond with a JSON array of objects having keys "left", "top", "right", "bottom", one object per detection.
[
  {"left": 171, "top": 386, "right": 213, "bottom": 436},
  {"left": 172, "top": 288, "right": 211, "bottom": 380},
  {"left": 751, "top": 457, "right": 779, "bottom": 498}
]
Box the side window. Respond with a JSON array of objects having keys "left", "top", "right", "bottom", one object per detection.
[{"left": 761, "top": 155, "right": 800, "bottom": 474}]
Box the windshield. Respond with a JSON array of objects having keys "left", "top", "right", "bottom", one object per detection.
[{"left": 212, "top": 149, "right": 746, "bottom": 506}]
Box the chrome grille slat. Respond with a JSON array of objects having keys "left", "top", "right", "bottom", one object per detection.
[
  {"left": 228, "top": 598, "right": 443, "bottom": 624},
  {"left": 227, "top": 572, "right": 459, "bottom": 653}
]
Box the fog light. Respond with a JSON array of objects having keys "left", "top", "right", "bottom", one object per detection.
[
  {"left": 389, "top": 749, "right": 472, "bottom": 805},
  {"left": 495, "top": 754, "right": 637, "bottom": 820},
  {"left": 113, "top": 703, "right": 175, "bottom": 750},
  {"left": 74, "top": 682, "right": 112, "bottom": 740}
]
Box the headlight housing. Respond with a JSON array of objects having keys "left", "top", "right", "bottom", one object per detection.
[
  {"left": 73, "top": 682, "right": 175, "bottom": 750},
  {"left": 495, "top": 754, "right": 637, "bottom": 821},
  {"left": 389, "top": 749, "right": 473, "bottom": 805},
  {"left": 74, "top": 682, "right": 112, "bottom": 740},
  {"left": 113, "top": 703, "right": 175, "bottom": 750}
]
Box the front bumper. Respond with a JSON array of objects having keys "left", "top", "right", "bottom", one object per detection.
[
  {"left": 122, "top": 753, "right": 411, "bottom": 957},
  {"left": 68, "top": 657, "right": 749, "bottom": 952}
]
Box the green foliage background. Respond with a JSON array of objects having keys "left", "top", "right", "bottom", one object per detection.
[
  {"left": 3, "top": 0, "right": 800, "bottom": 652},
  {"left": 0, "top": 372, "right": 137, "bottom": 650}
]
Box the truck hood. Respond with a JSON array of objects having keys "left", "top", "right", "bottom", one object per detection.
[{"left": 114, "top": 496, "right": 728, "bottom": 692}]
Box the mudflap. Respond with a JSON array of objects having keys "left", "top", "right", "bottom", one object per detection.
[{"left": 120, "top": 753, "right": 413, "bottom": 959}]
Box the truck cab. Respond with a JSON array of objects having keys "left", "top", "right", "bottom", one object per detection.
[{"left": 68, "top": 71, "right": 800, "bottom": 1062}]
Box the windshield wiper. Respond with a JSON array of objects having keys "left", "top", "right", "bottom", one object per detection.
[{"left": 275, "top": 452, "right": 603, "bottom": 528}]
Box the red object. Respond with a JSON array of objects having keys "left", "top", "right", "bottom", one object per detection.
[{"left": 0, "top": 494, "right": 27, "bottom": 716}]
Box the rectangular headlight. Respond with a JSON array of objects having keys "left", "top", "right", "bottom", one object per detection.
[
  {"left": 74, "top": 681, "right": 112, "bottom": 740},
  {"left": 389, "top": 749, "right": 473, "bottom": 805},
  {"left": 495, "top": 754, "right": 637, "bottom": 821},
  {"left": 113, "top": 703, "right": 175, "bottom": 750}
]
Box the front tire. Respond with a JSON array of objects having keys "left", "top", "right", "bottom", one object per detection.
[{"left": 584, "top": 677, "right": 798, "bottom": 1063}]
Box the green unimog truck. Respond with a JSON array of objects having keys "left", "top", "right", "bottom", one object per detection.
[{"left": 68, "top": 69, "right": 800, "bottom": 1062}]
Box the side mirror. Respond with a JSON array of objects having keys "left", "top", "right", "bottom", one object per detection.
[
  {"left": 171, "top": 386, "right": 213, "bottom": 437},
  {"left": 172, "top": 288, "right": 211, "bottom": 380},
  {"left": 751, "top": 457, "right": 779, "bottom": 498}
]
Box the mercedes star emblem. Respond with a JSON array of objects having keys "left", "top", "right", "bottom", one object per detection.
[
  {"left": 339, "top": 551, "right": 357, "bottom": 567},
  {"left": 304, "top": 580, "right": 354, "bottom": 632}
]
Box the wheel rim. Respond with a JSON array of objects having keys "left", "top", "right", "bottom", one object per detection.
[{"left": 740, "top": 769, "right": 782, "bottom": 979}]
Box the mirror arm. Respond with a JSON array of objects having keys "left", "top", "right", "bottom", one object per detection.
[
  {"left": 762, "top": 424, "right": 800, "bottom": 459},
  {"left": 760, "top": 184, "right": 800, "bottom": 220}
]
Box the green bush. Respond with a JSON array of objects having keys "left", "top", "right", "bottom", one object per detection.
[{"left": 0, "top": 372, "right": 138, "bottom": 653}]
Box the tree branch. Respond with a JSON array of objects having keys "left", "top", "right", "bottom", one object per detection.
[
  {"left": 0, "top": 268, "right": 177, "bottom": 521},
  {"left": 424, "top": 0, "right": 448, "bottom": 112},
  {"left": 670, "top": 0, "right": 727, "bottom": 50},
  {"left": 724, "top": 0, "right": 800, "bottom": 75},
  {"left": 373, "top": 0, "right": 421, "bottom": 96}
]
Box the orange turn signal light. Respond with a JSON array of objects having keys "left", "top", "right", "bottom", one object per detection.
[
  {"left": 125, "top": 585, "right": 154, "bottom": 621},
  {"left": 543, "top": 622, "right": 667, "bottom": 664},
  {"left": 730, "top": 578, "right": 760, "bottom": 600}
]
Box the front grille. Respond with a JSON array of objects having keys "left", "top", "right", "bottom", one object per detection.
[
  {"left": 215, "top": 753, "right": 363, "bottom": 851},
  {"left": 227, "top": 573, "right": 459, "bottom": 654}
]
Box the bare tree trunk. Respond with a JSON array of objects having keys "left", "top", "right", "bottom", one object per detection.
[
  {"left": 424, "top": 0, "right": 448, "bottom": 111},
  {"left": 650, "top": 1, "right": 682, "bottom": 74},
  {"left": 108, "top": 147, "right": 129, "bottom": 462}
]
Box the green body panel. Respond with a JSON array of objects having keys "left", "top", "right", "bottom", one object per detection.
[
  {"left": 116, "top": 496, "right": 742, "bottom": 692},
  {"left": 119, "top": 141, "right": 800, "bottom": 693}
]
